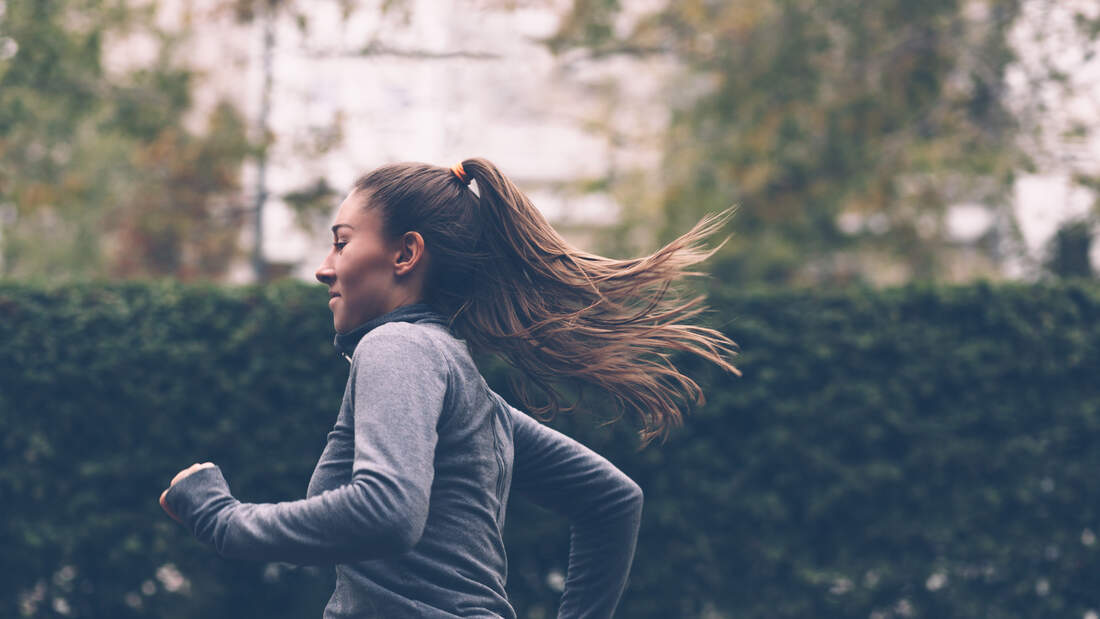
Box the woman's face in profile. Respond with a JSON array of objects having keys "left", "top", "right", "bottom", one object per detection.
[{"left": 315, "top": 191, "right": 402, "bottom": 333}]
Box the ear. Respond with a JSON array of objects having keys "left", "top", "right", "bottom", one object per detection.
[{"left": 393, "top": 230, "right": 426, "bottom": 277}]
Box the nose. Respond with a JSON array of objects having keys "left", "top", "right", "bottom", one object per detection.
[{"left": 315, "top": 254, "right": 335, "bottom": 285}]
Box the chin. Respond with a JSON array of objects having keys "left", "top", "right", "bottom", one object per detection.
[{"left": 332, "top": 313, "right": 347, "bottom": 333}]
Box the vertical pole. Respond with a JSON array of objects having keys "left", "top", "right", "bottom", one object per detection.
[{"left": 252, "top": 5, "right": 274, "bottom": 283}]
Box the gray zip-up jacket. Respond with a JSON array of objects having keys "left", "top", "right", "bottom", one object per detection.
[{"left": 163, "top": 303, "right": 644, "bottom": 618}]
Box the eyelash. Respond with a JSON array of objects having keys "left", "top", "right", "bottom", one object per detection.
[{"left": 333, "top": 241, "right": 347, "bottom": 252}]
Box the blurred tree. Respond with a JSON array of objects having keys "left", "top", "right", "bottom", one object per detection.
[
  {"left": 107, "top": 103, "right": 253, "bottom": 280},
  {"left": 547, "top": 0, "right": 1098, "bottom": 287},
  {"left": 0, "top": 0, "right": 255, "bottom": 281},
  {"left": 0, "top": 0, "right": 477, "bottom": 282}
]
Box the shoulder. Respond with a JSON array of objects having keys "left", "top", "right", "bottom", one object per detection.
[
  {"left": 347, "top": 322, "right": 457, "bottom": 409},
  {"left": 350, "top": 321, "right": 454, "bottom": 370}
]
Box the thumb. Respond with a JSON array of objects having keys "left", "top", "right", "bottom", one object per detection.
[{"left": 160, "top": 487, "right": 182, "bottom": 524}]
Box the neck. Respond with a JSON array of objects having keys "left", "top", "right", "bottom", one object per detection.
[{"left": 333, "top": 302, "right": 447, "bottom": 359}]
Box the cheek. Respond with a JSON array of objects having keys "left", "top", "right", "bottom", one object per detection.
[{"left": 338, "top": 249, "right": 391, "bottom": 292}]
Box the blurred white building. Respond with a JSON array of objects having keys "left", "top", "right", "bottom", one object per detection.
[{"left": 110, "top": 0, "right": 668, "bottom": 283}]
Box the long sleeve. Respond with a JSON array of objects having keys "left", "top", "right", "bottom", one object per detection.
[
  {"left": 508, "top": 407, "right": 644, "bottom": 619},
  {"left": 163, "top": 327, "right": 449, "bottom": 565}
]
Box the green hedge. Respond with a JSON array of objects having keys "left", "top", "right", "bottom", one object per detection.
[{"left": 2, "top": 279, "right": 1099, "bottom": 618}]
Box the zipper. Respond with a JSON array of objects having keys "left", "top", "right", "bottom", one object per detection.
[{"left": 491, "top": 399, "right": 508, "bottom": 522}]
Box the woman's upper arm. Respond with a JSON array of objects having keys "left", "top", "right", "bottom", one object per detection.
[{"left": 344, "top": 324, "right": 450, "bottom": 542}]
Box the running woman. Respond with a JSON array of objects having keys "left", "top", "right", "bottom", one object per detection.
[{"left": 160, "top": 158, "right": 740, "bottom": 618}]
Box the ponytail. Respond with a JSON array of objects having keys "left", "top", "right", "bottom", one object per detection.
[{"left": 355, "top": 158, "right": 741, "bottom": 446}]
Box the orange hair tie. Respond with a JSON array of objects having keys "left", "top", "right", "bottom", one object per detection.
[{"left": 451, "top": 162, "right": 471, "bottom": 186}]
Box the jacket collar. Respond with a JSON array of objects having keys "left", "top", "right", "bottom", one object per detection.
[{"left": 333, "top": 302, "right": 449, "bottom": 360}]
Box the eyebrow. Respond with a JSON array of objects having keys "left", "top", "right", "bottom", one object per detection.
[{"left": 331, "top": 224, "right": 355, "bottom": 234}]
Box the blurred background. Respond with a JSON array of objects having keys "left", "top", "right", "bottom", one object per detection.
[
  {"left": 3, "top": 1, "right": 1100, "bottom": 618},
  {"left": 2, "top": 0, "right": 1099, "bottom": 287}
]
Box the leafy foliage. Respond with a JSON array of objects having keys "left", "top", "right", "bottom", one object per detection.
[
  {"left": 0, "top": 1, "right": 253, "bottom": 280},
  {"left": 2, "top": 279, "right": 1099, "bottom": 617},
  {"left": 549, "top": 0, "right": 1098, "bottom": 286}
]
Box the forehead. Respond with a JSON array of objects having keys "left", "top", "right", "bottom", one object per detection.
[{"left": 331, "top": 190, "right": 380, "bottom": 233}]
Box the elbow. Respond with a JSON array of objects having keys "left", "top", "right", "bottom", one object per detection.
[
  {"left": 348, "top": 479, "right": 429, "bottom": 556},
  {"left": 324, "top": 504, "right": 426, "bottom": 561},
  {"left": 385, "top": 512, "right": 426, "bottom": 554},
  {"left": 595, "top": 472, "right": 644, "bottom": 525},
  {"left": 383, "top": 488, "right": 430, "bottom": 554},
  {"left": 625, "top": 478, "right": 644, "bottom": 520},
  {"left": 630, "top": 478, "right": 644, "bottom": 508},
  {"left": 609, "top": 471, "right": 644, "bottom": 529}
]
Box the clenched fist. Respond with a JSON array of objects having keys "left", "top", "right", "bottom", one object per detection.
[{"left": 159, "top": 462, "right": 216, "bottom": 523}]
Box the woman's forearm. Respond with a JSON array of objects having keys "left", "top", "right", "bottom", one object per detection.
[{"left": 508, "top": 403, "right": 644, "bottom": 618}]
